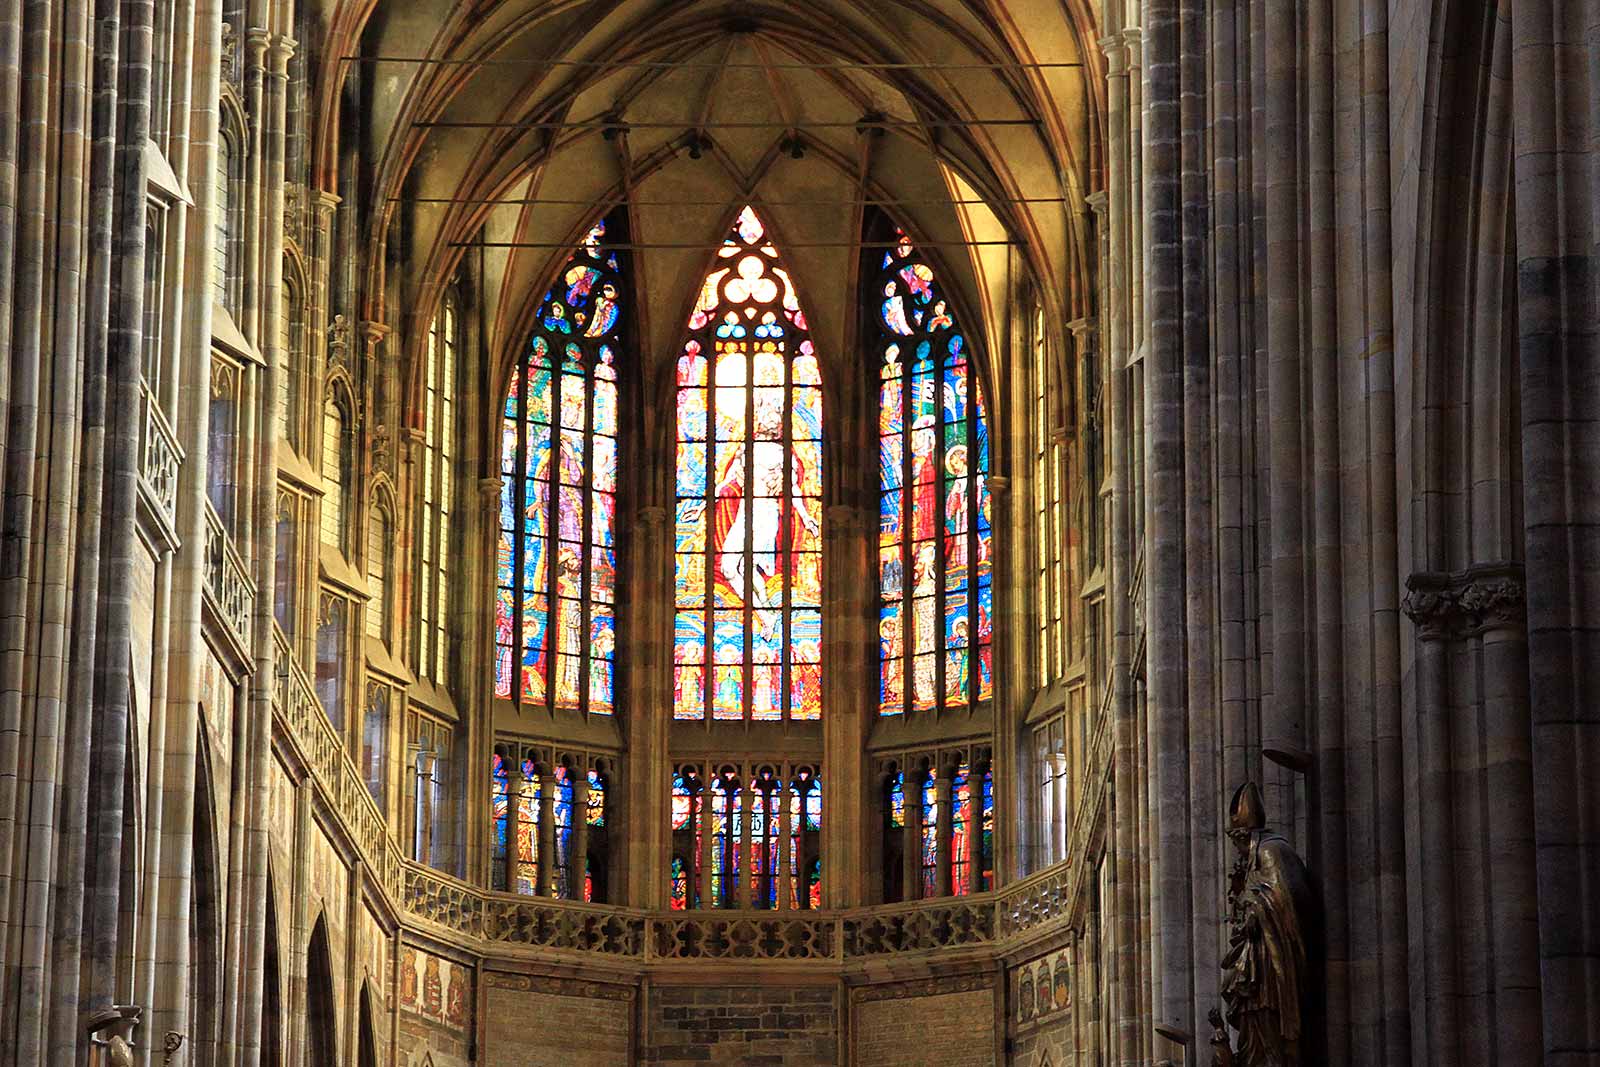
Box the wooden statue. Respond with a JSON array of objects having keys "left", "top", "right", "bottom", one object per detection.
[{"left": 1216, "top": 781, "right": 1312, "bottom": 1067}]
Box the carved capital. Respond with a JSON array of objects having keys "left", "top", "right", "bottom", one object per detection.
[
  {"left": 637, "top": 505, "right": 667, "bottom": 528},
  {"left": 988, "top": 475, "right": 1012, "bottom": 497},
  {"left": 1404, "top": 563, "right": 1525, "bottom": 639}
]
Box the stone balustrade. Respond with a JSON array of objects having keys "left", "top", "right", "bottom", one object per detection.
[
  {"left": 203, "top": 502, "right": 255, "bottom": 650},
  {"left": 138, "top": 383, "right": 183, "bottom": 536},
  {"left": 269, "top": 625, "right": 1077, "bottom": 966}
]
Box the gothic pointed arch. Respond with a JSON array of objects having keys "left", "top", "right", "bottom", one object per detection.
[
  {"left": 672, "top": 205, "right": 823, "bottom": 723},
  {"left": 869, "top": 219, "right": 994, "bottom": 716},
  {"left": 494, "top": 210, "right": 629, "bottom": 716},
  {"left": 305, "top": 913, "right": 337, "bottom": 1065}
]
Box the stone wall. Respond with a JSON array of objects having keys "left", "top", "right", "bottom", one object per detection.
[
  {"left": 852, "top": 975, "right": 997, "bottom": 1067},
  {"left": 641, "top": 984, "right": 838, "bottom": 1067},
  {"left": 481, "top": 972, "right": 634, "bottom": 1067}
]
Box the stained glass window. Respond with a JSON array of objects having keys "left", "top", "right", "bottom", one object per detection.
[
  {"left": 874, "top": 229, "right": 993, "bottom": 715},
  {"left": 674, "top": 206, "right": 822, "bottom": 722},
  {"left": 669, "top": 761, "right": 820, "bottom": 909},
  {"left": 490, "top": 754, "right": 609, "bottom": 902},
  {"left": 496, "top": 216, "right": 625, "bottom": 715},
  {"left": 881, "top": 754, "right": 993, "bottom": 901}
]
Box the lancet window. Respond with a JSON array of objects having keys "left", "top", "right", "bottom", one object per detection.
[
  {"left": 879, "top": 750, "right": 994, "bottom": 902},
  {"left": 670, "top": 761, "right": 821, "bottom": 910},
  {"left": 490, "top": 748, "right": 611, "bottom": 902},
  {"left": 495, "top": 217, "right": 625, "bottom": 715},
  {"left": 417, "top": 294, "right": 457, "bottom": 684},
  {"left": 673, "top": 207, "right": 823, "bottom": 723},
  {"left": 874, "top": 229, "right": 993, "bottom": 715}
]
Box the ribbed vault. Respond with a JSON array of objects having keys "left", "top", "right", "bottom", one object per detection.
[{"left": 313, "top": 0, "right": 1099, "bottom": 390}]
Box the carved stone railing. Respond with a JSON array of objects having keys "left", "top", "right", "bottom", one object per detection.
[
  {"left": 203, "top": 503, "right": 255, "bottom": 650},
  {"left": 652, "top": 913, "right": 838, "bottom": 961},
  {"left": 272, "top": 629, "right": 403, "bottom": 900},
  {"left": 137, "top": 383, "right": 182, "bottom": 538},
  {"left": 267, "top": 619, "right": 1078, "bottom": 963},
  {"left": 842, "top": 894, "right": 997, "bottom": 957},
  {"left": 996, "top": 862, "right": 1074, "bottom": 939},
  {"left": 405, "top": 864, "right": 647, "bottom": 957}
]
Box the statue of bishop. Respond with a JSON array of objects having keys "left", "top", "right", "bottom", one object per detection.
[{"left": 1219, "top": 781, "right": 1313, "bottom": 1067}]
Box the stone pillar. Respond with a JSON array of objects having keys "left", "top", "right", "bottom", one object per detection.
[
  {"left": 778, "top": 781, "right": 794, "bottom": 910},
  {"left": 537, "top": 769, "right": 556, "bottom": 897},
  {"left": 571, "top": 770, "right": 590, "bottom": 902},
  {"left": 965, "top": 765, "right": 984, "bottom": 890},
  {"left": 934, "top": 771, "right": 954, "bottom": 896},
  {"left": 738, "top": 779, "right": 755, "bottom": 909},
  {"left": 698, "top": 778, "right": 715, "bottom": 908},
  {"left": 503, "top": 755, "right": 524, "bottom": 892},
  {"left": 903, "top": 772, "right": 923, "bottom": 901}
]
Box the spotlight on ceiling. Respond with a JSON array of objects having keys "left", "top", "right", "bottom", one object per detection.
[
  {"left": 782, "top": 135, "right": 805, "bottom": 160},
  {"left": 685, "top": 131, "right": 707, "bottom": 160}
]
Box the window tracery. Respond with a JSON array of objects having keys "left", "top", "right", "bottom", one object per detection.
[
  {"left": 673, "top": 207, "right": 823, "bottom": 723},
  {"left": 874, "top": 229, "right": 993, "bottom": 716},
  {"left": 495, "top": 217, "right": 624, "bottom": 715},
  {"left": 490, "top": 747, "right": 612, "bottom": 902},
  {"left": 880, "top": 749, "right": 993, "bottom": 902},
  {"left": 670, "top": 761, "right": 820, "bottom": 910}
]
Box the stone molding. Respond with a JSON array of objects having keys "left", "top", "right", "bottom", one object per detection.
[
  {"left": 482, "top": 971, "right": 635, "bottom": 1001},
  {"left": 849, "top": 971, "right": 995, "bottom": 1003},
  {"left": 1402, "top": 563, "right": 1526, "bottom": 639}
]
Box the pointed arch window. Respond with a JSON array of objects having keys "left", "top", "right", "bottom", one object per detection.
[
  {"left": 320, "top": 390, "right": 352, "bottom": 552},
  {"left": 367, "top": 501, "right": 393, "bottom": 643},
  {"left": 874, "top": 229, "right": 993, "bottom": 715},
  {"left": 417, "top": 293, "right": 457, "bottom": 684},
  {"left": 673, "top": 207, "right": 822, "bottom": 722},
  {"left": 495, "top": 216, "right": 625, "bottom": 715}
]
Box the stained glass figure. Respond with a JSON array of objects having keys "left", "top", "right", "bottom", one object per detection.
[
  {"left": 497, "top": 215, "right": 625, "bottom": 716},
  {"left": 674, "top": 207, "right": 823, "bottom": 722},
  {"left": 490, "top": 753, "right": 509, "bottom": 887},
  {"left": 873, "top": 228, "right": 992, "bottom": 715},
  {"left": 952, "top": 762, "right": 972, "bottom": 895},
  {"left": 920, "top": 773, "right": 939, "bottom": 897}
]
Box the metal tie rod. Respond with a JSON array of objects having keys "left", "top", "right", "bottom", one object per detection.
[
  {"left": 411, "top": 118, "right": 1039, "bottom": 130},
  {"left": 449, "top": 239, "right": 1019, "bottom": 249},
  {"left": 344, "top": 56, "right": 1084, "bottom": 71}
]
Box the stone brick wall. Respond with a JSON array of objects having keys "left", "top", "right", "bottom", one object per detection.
[
  {"left": 852, "top": 976, "right": 996, "bottom": 1067},
  {"left": 481, "top": 972, "right": 634, "bottom": 1067},
  {"left": 641, "top": 984, "right": 839, "bottom": 1066}
]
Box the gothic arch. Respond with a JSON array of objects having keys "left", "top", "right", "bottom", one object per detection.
[
  {"left": 189, "top": 736, "right": 224, "bottom": 1066},
  {"left": 305, "top": 913, "right": 338, "bottom": 1065},
  {"left": 261, "top": 868, "right": 285, "bottom": 1067}
]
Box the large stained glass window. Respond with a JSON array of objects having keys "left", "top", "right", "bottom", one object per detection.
[
  {"left": 674, "top": 206, "right": 822, "bottom": 722},
  {"left": 875, "top": 229, "right": 993, "bottom": 715},
  {"left": 495, "top": 216, "right": 625, "bottom": 714}
]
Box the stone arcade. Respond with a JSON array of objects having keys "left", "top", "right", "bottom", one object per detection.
[{"left": 1, "top": 0, "right": 1598, "bottom": 1065}]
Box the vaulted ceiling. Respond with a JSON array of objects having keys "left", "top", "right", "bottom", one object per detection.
[{"left": 310, "top": 0, "right": 1100, "bottom": 399}]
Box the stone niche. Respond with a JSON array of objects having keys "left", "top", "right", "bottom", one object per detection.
[
  {"left": 642, "top": 984, "right": 839, "bottom": 1066},
  {"left": 851, "top": 974, "right": 998, "bottom": 1067}
]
